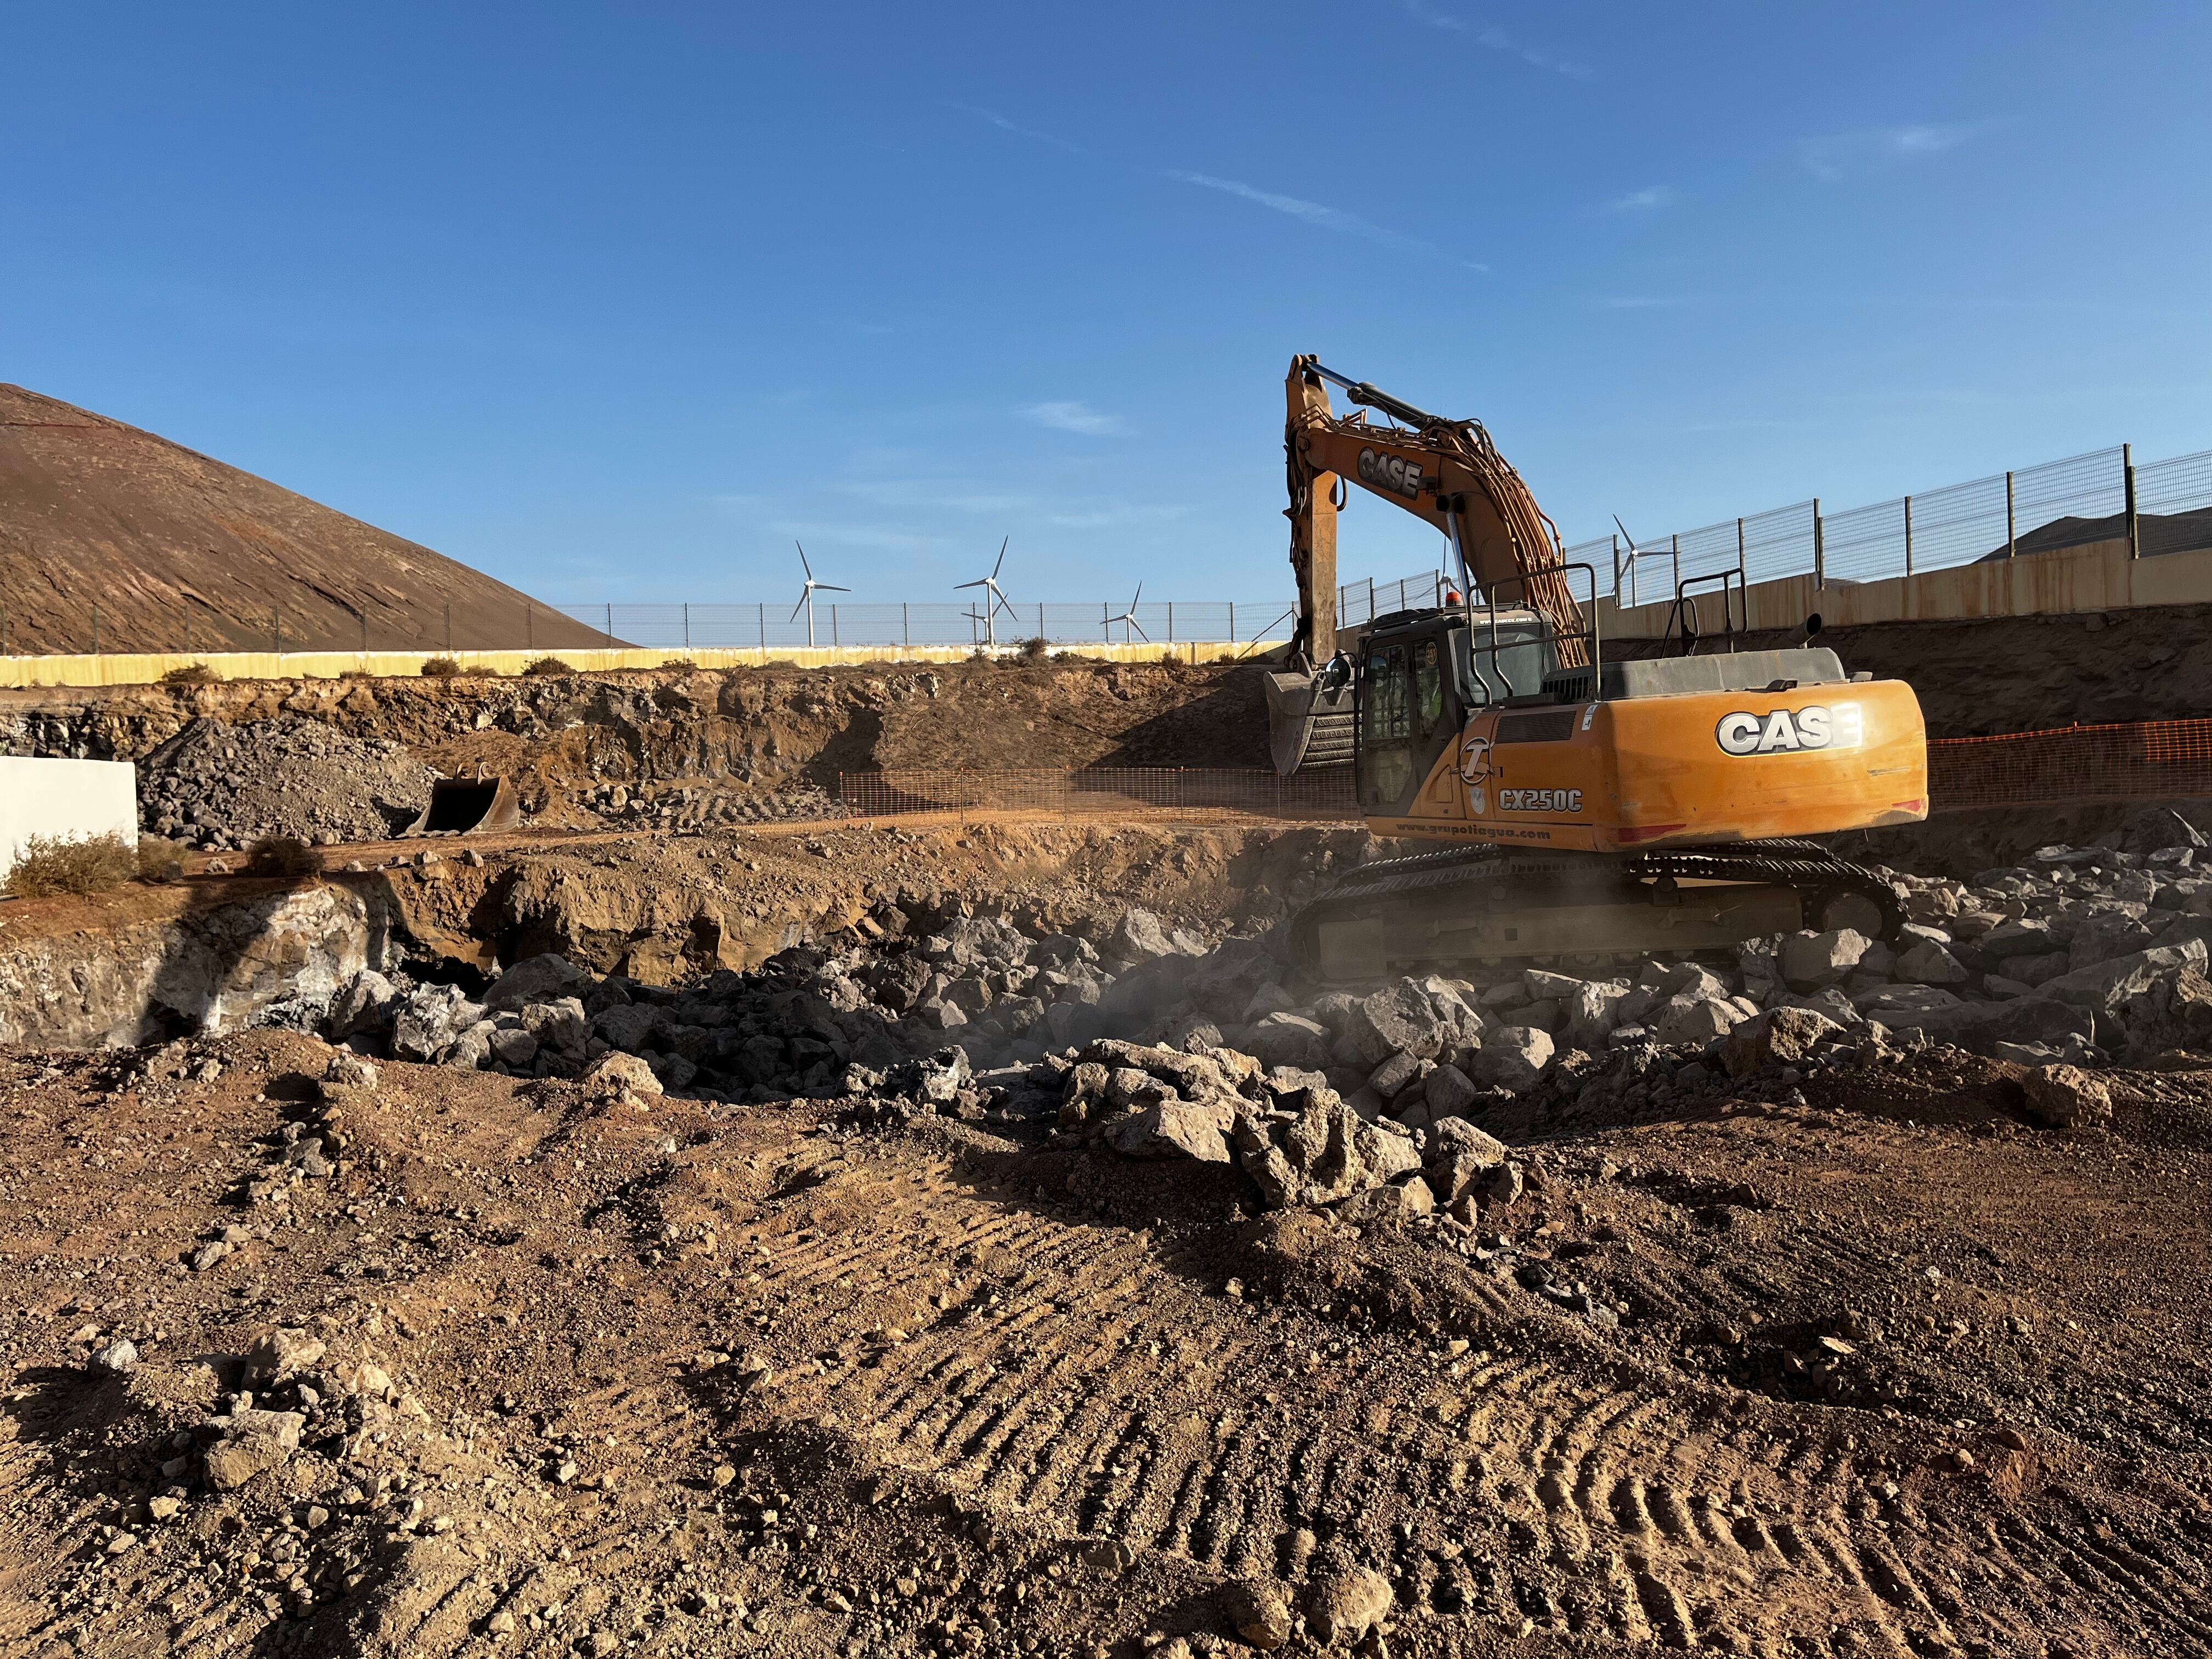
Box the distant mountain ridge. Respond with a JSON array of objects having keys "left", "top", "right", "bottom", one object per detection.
[{"left": 0, "top": 384, "right": 603, "bottom": 654}]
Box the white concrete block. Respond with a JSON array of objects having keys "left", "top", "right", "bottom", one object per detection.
[{"left": 0, "top": 758, "right": 139, "bottom": 883}]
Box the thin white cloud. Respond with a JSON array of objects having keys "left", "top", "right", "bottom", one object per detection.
[
  {"left": 1400, "top": 0, "right": 1593, "bottom": 78},
  {"left": 1019, "top": 400, "right": 1131, "bottom": 437},
  {"left": 949, "top": 101, "right": 1086, "bottom": 155},
  {"left": 765, "top": 521, "right": 955, "bottom": 555},
  {"left": 836, "top": 478, "right": 1037, "bottom": 514},
  {"left": 1166, "top": 170, "right": 1482, "bottom": 269},
  {"left": 1801, "top": 123, "right": 1977, "bottom": 180},
  {"left": 1045, "top": 503, "right": 1190, "bottom": 531},
  {"left": 1602, "top": 184, "right": 1677, "bottom": 213}
]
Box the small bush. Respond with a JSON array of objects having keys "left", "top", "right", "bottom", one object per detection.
[
  {"left": 338, "top": 668, "right": 376, "bottom": 681},
  {"left": 4, "top": 833, "right": 138, "bottom": 898},
  {"left": 659, "top": 657, "right": 699, "bottom": 672},
  {"left": 245, "top": 835, "right": 322, "bottom": 877},
  {"left": 136, "top": 836, "right": 188, "bottom": 884},
  {"left": 969, "top": 646, "right": 992, "bottom": 664},
  {"left": 523, "top": 656, "right": 575, "bottom": 676},
  {"left": 160, "top": 662, "right": 219, "bottom": 686},
  {"left": 1018, "top": 636, "right": 1049, "bottom": 662},
  {"left": 421, "top": 656, "right": 462, "bottom": 678},
  {"left": 1158, "top": 647, "right": 1184, "bottom": 668}
]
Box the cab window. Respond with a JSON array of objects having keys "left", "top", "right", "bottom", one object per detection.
[
  {"left": 1364, "top": 644, "right": 1409, "bottom": 744},
  {"left": 1413, "top": 638, "right": 1445, "bottom": 737}
]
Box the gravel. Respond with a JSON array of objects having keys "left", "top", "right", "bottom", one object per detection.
[{"left": 138, "top": 718, "right": 438, "bottom": 849}]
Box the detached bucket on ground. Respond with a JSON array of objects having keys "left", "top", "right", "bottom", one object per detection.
[{"left": 404, "top": 776, "right": 520, "bottom": 836}]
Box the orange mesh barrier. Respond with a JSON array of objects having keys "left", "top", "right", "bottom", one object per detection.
[
  {"left": 1927, "top": 718, "right": 2212, "bottom": 812},
  {"left": 838, "top": 721, "right": 2212, "bottom": 827}
]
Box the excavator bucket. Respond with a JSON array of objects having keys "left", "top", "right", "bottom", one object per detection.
[
  {"left": 404, "top": 775, "right": 520, "bottom": 837},
  {"left": 1265, "top": 670, "right": 1356, "bottom": 777}
]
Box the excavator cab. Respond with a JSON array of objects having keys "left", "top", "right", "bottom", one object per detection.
[{"left": 1355, "top": 607, "right": 1553, "bottom": 815}]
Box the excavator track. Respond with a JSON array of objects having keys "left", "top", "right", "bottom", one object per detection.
[{"left": 1290, "top": 839, "right": 1901, "bottom": 980}]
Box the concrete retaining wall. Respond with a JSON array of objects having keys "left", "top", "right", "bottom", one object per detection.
[
  {"left": 0, "top": 757, "right": 138, "bottom": 882},
  {"left": 1596, "top": 536, "right": 2212, "bottom": 640},
  {"left": 0, "top": 640, "right": 1262, "bottom": 691}
]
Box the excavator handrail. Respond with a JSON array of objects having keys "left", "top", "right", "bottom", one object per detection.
[{"left": 1474, "top": 562, "right": 1602, "bottom": 702}]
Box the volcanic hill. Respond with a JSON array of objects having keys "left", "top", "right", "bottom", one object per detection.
[{"left": 0, "top": 383, "right": 603, "bottom": 655}]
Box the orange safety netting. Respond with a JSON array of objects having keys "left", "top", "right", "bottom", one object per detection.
[
  {"left": 837, "top": 720, "right": 2212, "bottom": 826},
  {"left": 1926, "top": 718, "right": 2212, "bottom": 812}
]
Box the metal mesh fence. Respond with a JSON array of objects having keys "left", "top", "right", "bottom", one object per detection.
[
  {"left": 1335, "top": 572, "right": 1448, "bottom": 630},
  {"left": 552, "top": 600, "right": 1296, "bottom": 653}
]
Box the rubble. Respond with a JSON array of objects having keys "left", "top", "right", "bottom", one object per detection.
[{"left": 137, "top": 716, "right": 438, "bottom": 849}]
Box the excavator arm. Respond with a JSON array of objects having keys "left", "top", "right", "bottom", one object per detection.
[{"left": 1283, "top": 354, "right": 1585, "bottom": 667}]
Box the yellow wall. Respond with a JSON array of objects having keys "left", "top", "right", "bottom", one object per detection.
[
  {"left": 1594, "top": 537, "right": 2212, "bottom": 639},
  {"left": 0, "top": 640, "right": 1266, "bottom": 690}
]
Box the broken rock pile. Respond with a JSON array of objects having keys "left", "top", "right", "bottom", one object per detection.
[{"left": 138, "top": 717, "right": 438, "bottom": 850}]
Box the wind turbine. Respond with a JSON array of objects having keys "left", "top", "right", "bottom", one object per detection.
[
  {"left": 790, "top": 541, "right": 848, "bottom": 648},
  {"left": 1106, "top": 582, "right": 1149, "bottom": 644},
  {"left": 956, "top": 537, "right": 1017, "bottom": 651}
]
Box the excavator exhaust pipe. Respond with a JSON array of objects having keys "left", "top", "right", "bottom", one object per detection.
[
  {"left": 1265, "top": 669, "right": 1356, "bottom": 777},
  {"left": 404, "top": 775, "right": 521, "bottom": 837}
]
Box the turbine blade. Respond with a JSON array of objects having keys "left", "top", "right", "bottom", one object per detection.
[
  {"left": 819, "top": 584, "right": 851, "bottom": 593},
  {"left": 992, "top": 592, "right": 1016, "bottom": 619},
  {"left": 1130, "top": 582, "right": 1143, "bottom": 607},
  {"left": 1130, "top": 621, "right": 1150, "bottom": 642},
  {"left": 992, "top": 536, "right": 1007, "bottom": 578},
  {"left": 955, "top": 578, "right": 984, "bottom": 590},
  {"left": 789, "top": 594, "right": 808, "bottom": 623},
  {"left": 797, "top": 540, "right": 814, "bottom": 579}
]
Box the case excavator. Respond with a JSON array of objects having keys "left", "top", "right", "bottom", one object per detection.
[{"left": 1267, "top": 356, "right": 1928, "bottom": 982}]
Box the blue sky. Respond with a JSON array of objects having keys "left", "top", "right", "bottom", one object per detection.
[{"left": 7, "top": 3, "right": 2210, "bottom": 608}]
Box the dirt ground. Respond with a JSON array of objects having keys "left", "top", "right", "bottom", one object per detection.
[{"left": 1, "top": 1022, "right": 2205, "bottom": 1659}]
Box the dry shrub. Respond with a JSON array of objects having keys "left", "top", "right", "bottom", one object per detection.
[
  {"left": 245, "top": 835, "right": 322, "bottom": 877},
  {"left": 660, "top": 657, "right": 699, "bottom": 672},
  {"left": 4, "top": 833, "right": 138, "bottom": 898},
  {"left": 1158, "top": 647, "right": 1184, "bottom": 668},
  {"left": 1018, "top": 636, "right": 1049, "bottom": 662},
  {"left": 420, "top": 656, "right": 462, "bottom": 678},
  {"left": 135, "top": 836, "right": 188, "bottom": 884},
  {"left": 160, "top": 662, "right": 219, "bottom": 686},
  {"left": 523, "top": 656, "right": 574, "bottom": 676},
  {"left": 338, "top": 668, "right": 376, "bottom": 681}
]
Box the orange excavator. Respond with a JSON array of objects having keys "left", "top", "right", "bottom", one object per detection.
[{"left": 1267, "top": 356, "right": 1928, "bottom": 980}]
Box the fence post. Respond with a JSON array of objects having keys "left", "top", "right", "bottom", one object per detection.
[
  {"left": 830, "top": 604, "right": 838, "bottom": 649},
  {"left": 2125, "top": 443, "right": 2140, "bottom": 560},
  {"left": 1903, "top": 496, "right": 1914, "bottom": 579},
  {"left": 1229, "top": 600, "right": 1235, "bottom": 644},
  {"left": 1167, "top": 601, "right": 1173, "bottom": 647},
  {"left": 684, "top": 603, "right": 691, "bottom": 651},
  {"left": 903, "top": 602, "right": 910, "bottom": 649},
  {"left": 1813, "top": 498, "right": 1825, "bottom": 590},
  {"left": 758, "top": 602, "right": 766, "bottom": 659},
  {"left": 1735, "top": 517, "right": 1746, "bottom": 595},
  {"left": 1670, "top": 534, "right": 1680, "bottom": 599},
  {"left": 1102, "top": 602, "right": 1109, "bottom": 645},
  {"left": 605, "top": 603, "right": 614, "bottom": 648},
  {"left": 2006, "top": 471, "right": 2016, "bottom": 558}
]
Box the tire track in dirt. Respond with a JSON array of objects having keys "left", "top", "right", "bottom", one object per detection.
[{"left": 726, "top": 1150, "right": 2212, "bottom": 1656}]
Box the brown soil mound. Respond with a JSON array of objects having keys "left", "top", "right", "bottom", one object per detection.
[{"left": 0, "top": 384, "right": 601, "bottom": 655}]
